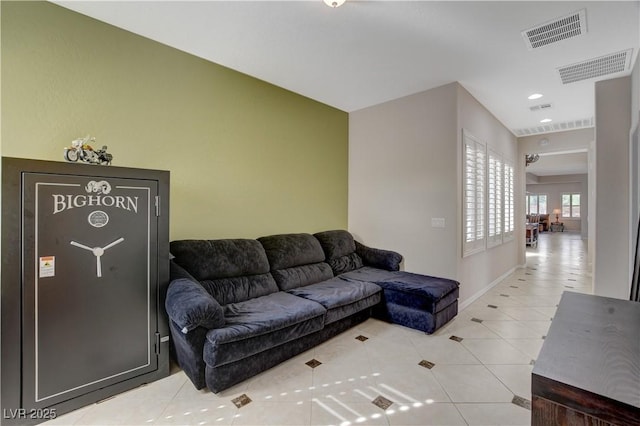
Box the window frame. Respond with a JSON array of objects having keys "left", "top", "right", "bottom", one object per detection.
[
  {"left": 462, "top": 130, "right": 486, "bottom": 257},
  {"left": 462, "top": 130, "right": 515, "bottom": 257},
  {"left": 487, "top": 149, "right": 503, "bottom": 248},
  {"left": 503, "top": 160, "right": 515, "bottom": 242},
  {"left": 526, "top": 193, "right": 548, "bottom": 215},
  {"left": 562, "top": 192, "right": 581, "bottom": 219}
]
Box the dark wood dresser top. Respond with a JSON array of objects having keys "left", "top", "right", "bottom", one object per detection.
[{"left": 532, "top": 291, "right": 640, "bottom": 422}]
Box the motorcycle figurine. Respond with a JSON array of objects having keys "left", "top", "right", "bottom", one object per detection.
[
  {"left": 64, "top": 136, "right": 112, "bottom": 165},
  {"left": 94, "top": 145, "right": 113, "bottom": 165}
]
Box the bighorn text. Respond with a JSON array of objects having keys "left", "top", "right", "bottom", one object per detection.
[{"left": 52, "top": 194, "right": 138, "bottom": 214}]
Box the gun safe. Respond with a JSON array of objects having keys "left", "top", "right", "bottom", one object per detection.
[{"left": 1, "top": 157, "right": 170, "bottom": 425}]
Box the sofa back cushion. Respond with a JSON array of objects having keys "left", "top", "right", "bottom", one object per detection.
[
  {"left": 314, "top": 230, "right": 363, "bottom": 275},
  {"left": 258, "top": 233, "right": 333, "bottom": 291},
  {"left": 170, "top": 239, "right": 278, "bottom": 305}
]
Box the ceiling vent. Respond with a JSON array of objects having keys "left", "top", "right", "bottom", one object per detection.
[
  {"left": 529, "top": 103, "right": 553, "bottom": 112},
  {"left": 513, "top": 117, "right": 594, "bottom": 137},
  {"left": 558, "top": 49, "right": 633, "bottom": 84},
  {"left": 522, "top": 9, "right": 586, "bottom": 50}
]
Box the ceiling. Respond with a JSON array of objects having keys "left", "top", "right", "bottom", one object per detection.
[
  {"left": 526, "top": 151, "right": 588, "bottom": 177},
  {"left": 46, "top": 0, "right": 637, "bottom": 178},
  {"left": 52, "top": 0, "right": 639, "bottom": 138}
]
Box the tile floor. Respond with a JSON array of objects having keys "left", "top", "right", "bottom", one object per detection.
[{"left": 45, "top": 232, "right": 591, "bottom": 426}]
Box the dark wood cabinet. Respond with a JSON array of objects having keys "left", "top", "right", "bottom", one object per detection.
[
  {"left": 532, "top": 292, "right": 640, "bottom": 426},
  {"left": 1, "top": 158, "right": 170, "bottom": 425}
]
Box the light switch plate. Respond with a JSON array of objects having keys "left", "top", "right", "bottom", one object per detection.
[{"left": 431, "top": 217, "right": 445, "bottom": 228}]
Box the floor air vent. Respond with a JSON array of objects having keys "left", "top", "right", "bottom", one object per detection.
[
  {"left": 522, "top": 9, "right": 586, "bottom": 50},
  {"left": 558, "top": 49, "right": 633, "bottom": 84}
]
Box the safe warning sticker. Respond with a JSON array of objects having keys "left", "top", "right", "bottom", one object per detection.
[{"left": 39, "top": 256, "right": 55, "bottom": 278}]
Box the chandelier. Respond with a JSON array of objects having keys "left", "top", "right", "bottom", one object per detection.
[{"left": 525, "top": 154, "right": 540, "bottom": 166}]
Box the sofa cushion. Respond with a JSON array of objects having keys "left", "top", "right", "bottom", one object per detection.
[
  {"left": 314, "top": 230, "right": 357, "bottom": 259},
  {"left": 203, "top": 292, "right": 326, "bottom": 367},
  {"left": 314, "top": 230, "right": 364, "bottom": 275},
  {"left": 170, "top": 239, "right": 279, "bottom": 304},
  {"left": 339, "top": 266, "right": 399, "bottom": 283},
  {"left": 287, "top": 276, "right": 381, "bottom": 324},
  {"left": 259, "top": 233, "right": 334, "bottom": 290},
  {"left": 200, "top": 274, "right": 279, "bottom": 306},
  {"left": 170, "top": 239, "right": 271, "bottom": 280},
  {"left": 258, "top": 233, "right": 326, "bottom": 270},
  {"left": 271, "top": 263, "right": 334, "bottom": 291},
  {"left": 326, "top": 253, "right": 364, "bottom": 276},
  {"left": 320, "top": 293, "right": 381, "bottom": 324}
]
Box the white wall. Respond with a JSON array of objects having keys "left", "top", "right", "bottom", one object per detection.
[
  {"left": 349, "top": 82, "right": 521, "bottom": 306},
  {"left": 588, "top": 139, "right": 596, "bottom": 266},
  {"left": 518, "top": 128, "right": 593, "bottom": 156},
  {"left": 594, "top": 75, "right": 632, "bottom": 299},
  {"left": 456, "top": 85, "right": 521, "bottom": 305},
  {"left": 630, "top": 52, "right": 640, "bottom": 291},
  {"left": 349, "top": 83, "right": 459, "bottom": 279}
]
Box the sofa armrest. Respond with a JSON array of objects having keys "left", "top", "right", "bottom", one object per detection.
[
  {"left": 355, "top": 241, "right": 403, "bottom": 271},
  {"left": 165, "top": 263, "right": 225, "bottom": 334}
]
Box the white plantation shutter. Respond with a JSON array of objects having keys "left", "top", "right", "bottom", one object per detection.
[
  {"left": 463, "top": 130, "right": 485, "bottom": 256},
  {"left": 487, "top": 149, "right": 503, "bottom": 248},
  {"left": 503, "top": 161, "right": 515, "bottom": 241}
]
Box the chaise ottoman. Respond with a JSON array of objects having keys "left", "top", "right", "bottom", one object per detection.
[
  {"left": 370, "top": 272, "right": 459, "bottom": 334},
  {"left": 314, "top": 230, "right": 459, "bottom": 334}
]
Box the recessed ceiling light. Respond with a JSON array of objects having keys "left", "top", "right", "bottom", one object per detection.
[
  {"left": 540, "top": 118, "right": 552, "bottom": 123},
  {"left": 323, "top": 0, "right": 346, "bottom": 7},
  {"left": 528, "top": 93, "right": 543, "bottom": 100}
]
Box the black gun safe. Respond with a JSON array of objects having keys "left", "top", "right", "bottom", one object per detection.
[{"left": 1, "top": 157, "right": 170, "bottom": 425}]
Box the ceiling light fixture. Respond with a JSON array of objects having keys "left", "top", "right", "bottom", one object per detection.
[
  {"left": 540, "top": 118, "right": 552, "bottom": 123},
  {"left": 528, "top": 93, "right": 543, "bottom": 100},
  {"left": 323, "top": 0, "right": 346, "bottom": 7}
]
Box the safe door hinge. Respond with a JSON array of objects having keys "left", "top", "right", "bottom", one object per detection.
[
  {"left": 154, "top": 196, "right": 160, "bottom": 217},
  {"left": 155, "top": 332, "right": 161, "bottom": 355}
]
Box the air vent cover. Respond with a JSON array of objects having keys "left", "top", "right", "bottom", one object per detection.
[
  {"left": 558, "top": 49, "right": 633, "bottom": 84},
  {"left": 522, "top": 9, "right": 586, "bottom": 49},
  {"left": 514, "top": 118, "right": 594, "bottom": 137},
  {"left": 529, "top": 103, "right": 553, "bottom": 112}
]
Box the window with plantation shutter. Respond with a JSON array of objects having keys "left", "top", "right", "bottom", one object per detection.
[
  {"left": 462, "top": 130, "right": 485, "bottom": 256},
  {"left": 487, "top": 149, "right": 503, "bottom": 248},
  {"left": 503, "top": 161, "right": 515, "bottom": 241}
]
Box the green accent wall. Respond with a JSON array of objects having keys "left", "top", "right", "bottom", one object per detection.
[{"left": 1, "top": 1, "right": 348, "bottom": 239}]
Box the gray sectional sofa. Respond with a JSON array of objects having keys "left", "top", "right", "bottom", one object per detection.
[{"left": 165, "top": 230, "right": 459, "bottom": 393}]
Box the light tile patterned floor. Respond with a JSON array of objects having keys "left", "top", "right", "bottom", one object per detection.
[{"left": 45, "top": 232, "right": 590, "bottom": 425}]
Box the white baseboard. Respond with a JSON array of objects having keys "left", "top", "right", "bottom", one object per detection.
[{"left": 458, "top": 266, "right": 519, "bottom": 311}]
